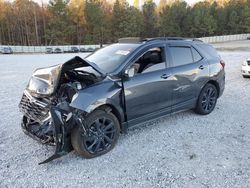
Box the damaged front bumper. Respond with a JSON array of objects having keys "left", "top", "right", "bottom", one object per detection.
[
  {"left": 38, "top": 106, "right": 74, "bottom": 164},
  {"left": 19, "top": 56, "right": 107, "bottom": 164},
  {"left": 19, "top": 91, "right": 86, "bottom": 164}
]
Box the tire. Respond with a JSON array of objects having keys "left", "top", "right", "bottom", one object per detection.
[
  {"left": 195, "top": 83, "right": 218, "bottom": 115},
  {"left": 243, "top": 75, "right": 250, "bottom": 78},
  {"left": 71, "top": 109, "right": 120, "bottom": 158}
]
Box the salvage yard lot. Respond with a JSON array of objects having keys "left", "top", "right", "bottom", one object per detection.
[{"left": 0, "top": 48, "right": 250, "bottom": 187}]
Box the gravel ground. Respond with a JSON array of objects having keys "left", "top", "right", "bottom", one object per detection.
[
  {"left": 212, "top": 40, "right": 250, "bottom": 51},
  {"left": 0, "top": 50, "right": 250, "bottom": 188}
]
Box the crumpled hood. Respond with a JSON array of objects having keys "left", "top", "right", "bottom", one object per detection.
[
  {"left": 62, "top": 56, "right": 106, "bottom": 76},
  {"left": 27, "top": 56, "right": 106, "bottom": 96}
]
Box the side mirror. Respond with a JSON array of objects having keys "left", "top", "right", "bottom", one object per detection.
[{"left": 124, "top": 66, "right": 135, "bottom": 78}]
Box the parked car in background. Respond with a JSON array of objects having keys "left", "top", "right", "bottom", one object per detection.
[
  {"left": 63, "top": 47, "right": 79, "bottom": 53},
  {"left": 54, "top": 48, "right": 62, "bottom": 53},
  {"left": 45, "top": 48, "right": 53, "bottom": 54},
  {"left": 87, "top": 47, "right": 94, "bottom": 52},
  {"left": 247, "top": 36, "right": 250, "bottom": 40},
  {"left": 242, "top": 58, "right": 250, "bottom": 78},
  {"left": 80, "top": 48, "right": 86, "bottom": 52},
  {"left": 94, "top": 47, "right": 100, "bottom": 52},
  {"left": 1, "top": 47, "right": 13, "bottom": 54},
  {"left": 71, "top": 47, "right": 79, "bottom": 53},
  {"left": 19, "top": 37, "right": 225, "bottom": 164}
]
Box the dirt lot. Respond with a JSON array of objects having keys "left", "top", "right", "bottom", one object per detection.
[{"left": 0, "top": 47, "right": 250, "bottom": 187}]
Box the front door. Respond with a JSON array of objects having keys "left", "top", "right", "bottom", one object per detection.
[{"left": 122, "top": 45, "right": 174, "bottom": 125}]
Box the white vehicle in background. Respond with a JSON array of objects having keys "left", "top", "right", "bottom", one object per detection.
[{"left": 242, "top": 58, "right": 250, "bottom": 78}]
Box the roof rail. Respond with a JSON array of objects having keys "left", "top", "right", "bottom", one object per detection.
[
  {"left": 118, "top": 37, "right": 142, "bottom": 43},
  {"left": 143, "top": 37, "right": 204, "bottom": 43},
  {"left": 118, "top": 37, "right": 204, "bottom": 43},
  {"left": 192, "top": 38, "right": 203, "bottom": 42},
  {"left": 142, "top": 37, "right": 186, "bottom": 42}
]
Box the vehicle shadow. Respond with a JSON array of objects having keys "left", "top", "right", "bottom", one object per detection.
[{"left": 120, "top": 110, "right": 195, "bottom": 139}]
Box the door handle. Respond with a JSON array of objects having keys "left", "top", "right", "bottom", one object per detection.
[
  {"left": 161, "top": 74, "right": 171, "bottom": 79},
  {"left": 199, "top": 65, "right": 204, "bottom": 70}
]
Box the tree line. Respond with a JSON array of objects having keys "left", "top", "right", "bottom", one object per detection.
[{"left": 0, "top": 0, "right": 249, "bottom": 46}]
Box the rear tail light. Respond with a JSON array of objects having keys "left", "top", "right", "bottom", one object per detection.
[
  {"left": 242, "top": 61, "right": 247, "bottom": 66},
  {"left": 220, "top": 60, "right": 225, "bottom": 69}
]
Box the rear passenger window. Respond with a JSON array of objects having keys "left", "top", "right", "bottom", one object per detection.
[
  {"left": 192, "top": 47, "right": 202, "bottom": 62},
  {"left": 197, "top": 44, "right": 220, "bottom": 58},
  {"left": 170, "top": 47, "right": 193, "bottom": 66}
]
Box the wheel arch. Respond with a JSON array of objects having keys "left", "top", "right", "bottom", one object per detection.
[
  {"left": 91, "top": 103, "right": 125, "bottom": 126},
  {"left": 206, "top": 80, "right": 220, "bottom": 96}
]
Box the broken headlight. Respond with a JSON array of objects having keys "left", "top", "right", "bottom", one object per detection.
[{"left": 27, "top": 64, "right": 62, "bottom": 95}]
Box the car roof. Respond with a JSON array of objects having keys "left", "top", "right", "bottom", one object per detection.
[{"left": 118, "top": 37, "right": 204, "bottom": 45}]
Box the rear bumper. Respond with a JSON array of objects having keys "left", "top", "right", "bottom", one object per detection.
[
  {"left": 219, "top": 82, "right": 225, "bottom": 97},
  {"left": 242, "top": 66, "right": 250, "bottom": 76},
  {"left": 218, "top": 71, "right": 225, "bottom": 98}
]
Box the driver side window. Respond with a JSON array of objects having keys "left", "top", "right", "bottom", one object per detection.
[{"left": 126, "top": 46, "right": 166, "bottom": 77}]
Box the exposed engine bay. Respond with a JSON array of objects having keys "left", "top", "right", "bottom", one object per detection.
[{"left": 19, "top": 56, "right": 105, "bottom": 164}]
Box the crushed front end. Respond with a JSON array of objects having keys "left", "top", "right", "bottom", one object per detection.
[
  {"left": 18, "top": 56, "right": 104, "bottom": 164},
  {"left": 19, "top": 89, "right": 77, "bottom": 164},
  {"left": 20, "top": 90, "right": 54, "bottom": 144}
]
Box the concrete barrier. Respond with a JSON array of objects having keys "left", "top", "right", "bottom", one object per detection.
[
  {"left": 199, "top": 33, "right": 250, "bottom": 43},
  {"left": 1, "top": 33, "right": 250, "bottom": 53},
  {"left": 0, "top": 44, "right": 100, "bottom": 53}
]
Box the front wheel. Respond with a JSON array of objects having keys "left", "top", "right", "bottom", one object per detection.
[
  {"left": 71, "top": 109, "right": 120, "bottom": 158},
  {"left": 195, "top": 83, "right": 218, "bottom": 115}
]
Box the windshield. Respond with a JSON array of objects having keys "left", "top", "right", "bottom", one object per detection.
[{"left": 85, "top": 43, "right": 140, "bottom": 73}]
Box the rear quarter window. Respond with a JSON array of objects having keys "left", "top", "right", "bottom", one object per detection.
[
  {"left": 191, "top": 47, "right": 203, "bottom": 62},
  {"left": 197, "top": 44, "right": 220, "bottom": 59},
  {"left": 169, "top": 47, "right": 193, "bottom": 66}
]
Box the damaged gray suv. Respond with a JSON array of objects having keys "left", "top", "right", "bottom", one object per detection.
[{"left": 19, "top": 37, "right": 225, "bottom": 164}]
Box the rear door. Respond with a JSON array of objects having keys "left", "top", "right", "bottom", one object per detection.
[{"left": 168, "top": 43, "right": 209, "bottom": 111}]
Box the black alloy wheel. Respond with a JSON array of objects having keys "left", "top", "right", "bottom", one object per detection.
[
  {"left": 195, "top": 83, "right": 218, "bottom": 115},
  {"left": 84, "top": 117, "right": 116, "bottom": 154},
  {"left": 71, "top": 109, "right": 120, "bottom": 158},
  {"left": 201, "top": 86, "right": 217, "bottom": 113}
]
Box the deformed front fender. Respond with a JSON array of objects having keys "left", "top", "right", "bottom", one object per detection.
[
  {"left": 39, "top": 80, "right": 125, "bottom": 164},
  {"left": 69, "top": 80, "right": 125, "bottom": 122}
]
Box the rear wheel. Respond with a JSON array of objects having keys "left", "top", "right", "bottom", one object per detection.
[
  {"left": 195, "top": 83, "right": 218, "bottom": 115},
  {"left": 71, "top": 109, "right": 120, "bottom": 158}
]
